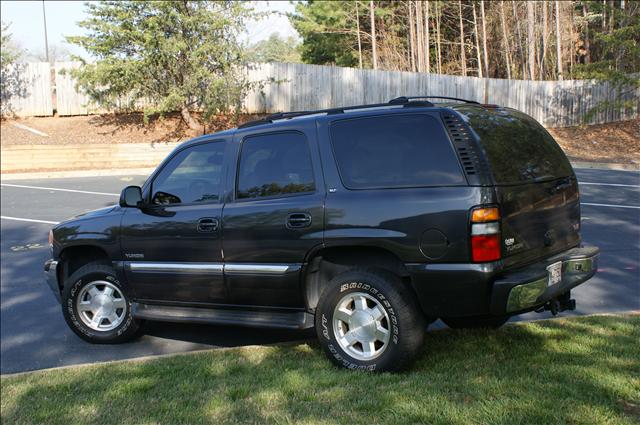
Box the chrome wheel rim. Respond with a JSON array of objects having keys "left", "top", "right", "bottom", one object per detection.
[
  {"left": 76, "top": 280, "right": 127, "bottom": 331},
  {"left": 332, "top": 291, "right": 391, "bottom": 361}
]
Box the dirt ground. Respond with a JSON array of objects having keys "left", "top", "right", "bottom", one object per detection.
[
  {"left": 1, "top": 114, "right": 638, "bottom": 165},
  {"left": 547, "top": 119, "right": 639, "bottom": 165},
  {"left": 0, "top": 113, "right": 264, "bottom": 146}
]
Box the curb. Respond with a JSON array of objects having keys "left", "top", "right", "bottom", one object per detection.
[
  {"left": 569, "top": 160, "right": 640, "bottom": 172},
  {"left": 0, "top": 168, "right": 156, "bottom": 181},
  {"left": 1, "top": 311, "right": 637, "bottom": 378}
]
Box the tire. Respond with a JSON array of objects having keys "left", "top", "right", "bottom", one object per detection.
[
  {"left": 61, "top": 262, "right": 142, "bottom": 343},
  {"left": 441, "top": 315, "right": 509, "bottom": 329},
  {"left": 315, "top": 269, "right": 425, "bottom": 372}
]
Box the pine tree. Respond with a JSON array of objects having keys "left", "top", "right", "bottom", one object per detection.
[{"left": 66, "top": 1, "right": 255, "bottom": 130}]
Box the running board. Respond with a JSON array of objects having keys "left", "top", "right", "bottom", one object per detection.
[{"left": 132, "top": 303, "right": 313, "bottom": 330}]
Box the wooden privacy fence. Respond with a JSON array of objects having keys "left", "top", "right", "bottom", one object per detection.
[{"left": 2, "top": 62, "right": 638, "bottom": 127}]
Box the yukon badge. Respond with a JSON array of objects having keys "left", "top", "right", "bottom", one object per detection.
[{"left": 124, "top": 253, "right": 144, "bottom": 259}]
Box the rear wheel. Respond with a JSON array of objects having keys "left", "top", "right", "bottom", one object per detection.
[
  {"left": 315, "top": 269, "right": 425, "bottom": 372},
  {"left": 442, "top": 315, "right": 509, "bottom": 329},
  {"left": 62, "top": 263, "right": 142, "bottom": 343}
]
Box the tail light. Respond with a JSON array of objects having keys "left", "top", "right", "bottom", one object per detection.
[
  {"left": 470, "top": 207, "right": 501, "bottom": 262},
  {"left": 48, "top": 229, "right": 54, "bottom": 247}
]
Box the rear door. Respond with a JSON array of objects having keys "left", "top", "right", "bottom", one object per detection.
[
  {"left": 461, "top": 106, "right": 580, "bottom": 268},
  {"left": 221, "top": 122, "right": 325, "bottom": 308}
]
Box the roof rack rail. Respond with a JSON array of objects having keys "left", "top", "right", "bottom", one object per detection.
[
  {"left": 238, "top": 98, "right": 436, "bottom": 129},
  {"left": 389, "top": 96, "right": 480, "bottom": 105}
]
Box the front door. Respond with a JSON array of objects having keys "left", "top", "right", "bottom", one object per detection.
[
  {"left": 222, "top": 126, "right": 325, "bottom": 308},
  {"left": 121, "top": 140, "right": 227, "bottom": 304}
]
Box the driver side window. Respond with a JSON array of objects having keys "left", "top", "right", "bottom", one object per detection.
[{"left": 151, "top": 141, "right": 225, "bottom": 205}]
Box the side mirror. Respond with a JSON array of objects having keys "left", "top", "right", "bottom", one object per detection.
[{"left": 120, "top": 186, "right": 143, "bottom": 208}]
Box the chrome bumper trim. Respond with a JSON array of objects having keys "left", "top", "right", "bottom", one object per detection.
[
  {"left": 44, "top": 260, "right": 61, "bottom": 303},
  {"left": 506, "top": 253, "right": 598, "bottom": 313}
]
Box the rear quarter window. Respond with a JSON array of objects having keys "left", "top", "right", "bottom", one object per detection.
[
  {"left": 462, "top": 108, "right": 573, "bottom": 184},
  {"left": 329, "top": 114, "right": 465, "bottom": 189}
]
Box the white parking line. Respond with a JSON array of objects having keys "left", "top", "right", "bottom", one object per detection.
[
  {"left": 0, "top": 183, "right": 118, "bottom": 196},
  {"left": 1, "top": 216, "right": 59, "bottom": 225},
  {"left": 579, "top": 182, "right": 640, "bottom": 188},
  {"left": 581, "top": 202, "right": 640, "bottom": 209}
]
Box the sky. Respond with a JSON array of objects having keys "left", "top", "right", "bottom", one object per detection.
[{"left": 0, "top": 0, "right": 299, "bottom": 60}]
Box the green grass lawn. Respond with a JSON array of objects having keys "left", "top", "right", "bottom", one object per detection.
[{"left": 2, "top": 314, "right": 639, "bottom": 425}]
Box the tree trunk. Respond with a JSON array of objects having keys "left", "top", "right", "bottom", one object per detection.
[
  {"left": 480, "top": 0, "right": 489, "bottom": 78},
  {"left": 555, "top": 0, "right": 564, "bottom": 80},
  {"left": 512, "top": 1, "right": 526, "bottom": 79},
  {"left": 458, "top": 0, "right": 467, "bottom": 76},
  {"left": 409, "top": 1, "right": 416, "bottom": 72},
  {"left": 541, "top": 2, "right": 548, "bottom": 79},
  {"left": 527, "top": 1, "right": 536, "bottom": 80},
  {"left": 425, "top": 1, "right": 430, "bottom": 73},
  {"left": 583, "top": 3, "right": 591, "bottom": 64},
  {"left": 356, "top": 1, "right": 363, "bottom": 68},
  {"left": 416, "top": 0, "right": 424, "bottom": 71},
  {"left": 473, "top": 2, "right": 483, "bottom": 78},
  {"left": 436, "top": 1, "right": 442, "bottom": 73},
  {"left": 500, "top": 0, "right": 512, "bottom": 79},
  {"left": 181, "top": 106, "right": 200, "bottom": 132},
  {"left": 370, "top": 0, "right": 378, "bottom": 69}
]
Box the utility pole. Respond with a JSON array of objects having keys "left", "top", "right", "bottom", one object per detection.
[{"left": 42, "top": 0, "right": 50, "bottom": 63}]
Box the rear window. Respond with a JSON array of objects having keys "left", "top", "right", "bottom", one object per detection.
[
  {"left": 329, "top": 114, "right": 465, "bottom": 189},
  {"left": 463, "top": 108, "right": 573, "bottom": 184}
]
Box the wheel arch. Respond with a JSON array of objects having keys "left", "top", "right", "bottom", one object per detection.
[
  {"left": 58, "top": 245, "right": 112, "bottom": 288},
  {"left": 303, "top": 245, "right": 415, "bottom": 312}
]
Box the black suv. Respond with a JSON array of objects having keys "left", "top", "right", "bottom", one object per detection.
[{"left": 45, "top": 96, "right": 599, "bottom": 372}]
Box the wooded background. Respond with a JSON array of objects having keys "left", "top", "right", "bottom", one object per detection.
[{"left": 2, "top": 61, "right": 638, "bottom": 127}]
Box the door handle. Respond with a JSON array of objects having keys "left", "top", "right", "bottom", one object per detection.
[
  {"left": 197, "top": 218, "right": 219, "bottom": 233},
  {"left": 286, "top": 213, "right": 312, "bottom": 229}
]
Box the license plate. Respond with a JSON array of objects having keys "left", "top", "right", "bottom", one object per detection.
[{"left": 547, "top": 261, "right": 562, "bottom": 286}]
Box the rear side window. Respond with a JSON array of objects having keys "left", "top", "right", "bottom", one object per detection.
[
  {"left": 237, "top": 132, "right": 315, "bottom": 199},
  {"left": 464, "top": 108, "right": 573, "bottom": 184},
  {"left": 329, "top": 114, "right": 465, "bottom": 189}
]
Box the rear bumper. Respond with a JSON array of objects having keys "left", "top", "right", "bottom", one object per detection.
[
  {"left": 406, "top": 246, "right": 599, "bottom": 318},
  {"left": 490, "top": 246, "right": 599, "bottom": 315},
  {"left": 44, "top": 259, "right": 61, "bottom": 303}
]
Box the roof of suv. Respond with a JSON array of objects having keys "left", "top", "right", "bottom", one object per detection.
[{"left": 180, "top": 97, "right": 489, "bottom": 149}]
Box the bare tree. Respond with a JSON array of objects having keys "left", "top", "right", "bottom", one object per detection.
[
  {"left": 435, "top": 0, "right": 442, "bottom": 73},
  {"left": 555, "top": 0, "right": 563, "bottom": 80},
  {"left": 480, "top": 0, "right": 489, "bottom": 79},
  {"left": 512, "top": 1, "right": 527, "bottom": 79},
  {"left": 458, "top": 0, "right": 466, "bottom": 76},
  {"left": 416, "top": 0, "right": 424, "bottom": 71},
  {"left": 355, "top": 1, "right": 363, "bottom": 68},
  {"left": 500, "top": 1, "right": 512, "bottom": 79},
  {"left": 472, "top": 2, "right": 483, "bottom": 77},
  {"left": 370, "top": 0, "right": 378, "bottom": 69},
  {"left": 425, "top": 1, "right": 430, "bottom": 73},
  {"left": 527, "top": 1, "right": 536, "bottom": 80}
]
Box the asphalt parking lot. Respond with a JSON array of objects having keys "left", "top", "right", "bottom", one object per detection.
[{"left": 1, "top": 168, "right": 639, "bottom": 374}]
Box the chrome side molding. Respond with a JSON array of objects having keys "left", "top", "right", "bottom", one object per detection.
[
  {"left": 128, "top": 262, "right": 223, "bottom": 274},
  {"left": 127, "top": 262, "right": 301, "bottom": 276}
]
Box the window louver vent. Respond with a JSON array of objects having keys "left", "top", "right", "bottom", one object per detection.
[{"left": 442, "top": 113, "right": 482, "bottom": 177}]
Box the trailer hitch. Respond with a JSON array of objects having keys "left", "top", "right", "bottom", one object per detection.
[{"left": 536, "top": 292, "right": 576, "bottom": 316}]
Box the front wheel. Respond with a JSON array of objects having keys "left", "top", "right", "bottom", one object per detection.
[
  {"left": 61, "top": 263, "right": 142, "bottom": 343},
  {"left": 315, "top": 269, "right": 425, "bottom": 372}
]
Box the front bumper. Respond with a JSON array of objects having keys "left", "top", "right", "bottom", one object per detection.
[
  {"left": 44, "top": 259, "right": 61, "bottom": 303},
  {"left": 490, "top": 246, "right": 599, "bottom": 315}
]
